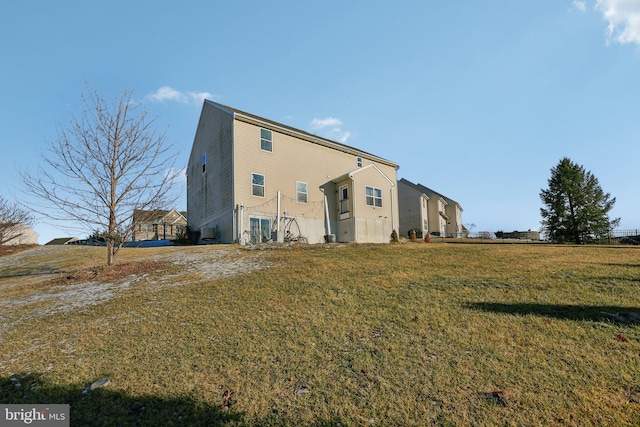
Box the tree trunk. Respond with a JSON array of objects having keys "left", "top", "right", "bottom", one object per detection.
[{"left": 107, "top": 240, "right": 115, "bottom": 266}]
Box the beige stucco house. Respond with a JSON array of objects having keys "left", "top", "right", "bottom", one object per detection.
[
  {"left": 187, "top": 101, "right": 399, "bottom": 244},
  {"left": 131, "top": 209, "right": 187, "bottom": 241},
  {"left": 398, "top": 178, "right": 463, "bottom": 238},
  {"left": 0, "top": 223, "right": 38, "bottom": 245}
]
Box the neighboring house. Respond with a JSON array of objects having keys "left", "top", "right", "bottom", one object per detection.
[
  {"left": 45, "top": 237, "right": 79, "bottom": 245},
  {"left": 0, "top": 223, "right": 38, "bottom": 245},
  {"left": 398, "top": 178, "right": 464, "bottom": 238},
  {"left": 496, "top": 230, "right": 541, "bottom": 241},
  {"left": 397, "top": 179, "right": 430, "bottom": 238},
  {"left": 187, "top": 101, "right": 399, "bottom": 244},
  {"left": 131, "top": 209, "right": 187, "bottom": 241}
]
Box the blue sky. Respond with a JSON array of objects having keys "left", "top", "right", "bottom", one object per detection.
[{"left": 2, "top": 1, "right": 639, "bottom": 243}]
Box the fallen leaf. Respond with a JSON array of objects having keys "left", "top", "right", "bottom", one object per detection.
[
  {"left": 615, "top": 334, "right": 629, "bottom": 342},
  {"left": 221, "top": 389, "right": 234, "bottom": 409}
]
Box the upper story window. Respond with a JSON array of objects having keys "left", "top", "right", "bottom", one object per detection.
[
  {"left": 357, "top": 157, "right": 363, "bottom": 167},
  {"left": 365, "top": 186, "right": 382, "bottom": 207},
  {"left": 252, "top": 173, "right": 265, "bottom": 197},
  {"left": 202, "top": 153, "right": 206, "bottom": 173},
  {"left": 260, "top": 129, "right": 273, "bottom": 152},
  {"left": 296, "top": 181, "right": 308, "bottom": 203}
]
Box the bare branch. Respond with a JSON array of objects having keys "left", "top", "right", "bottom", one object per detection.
[
  {"left": 20, "top": 84, "right": 179, "bottom": 265},
  {"left": 0, "top": 196, "right": 35, "bottom": 245}
]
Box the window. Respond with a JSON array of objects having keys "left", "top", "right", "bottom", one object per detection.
[
  {"left": 357, "top": 157, "right": 363, "bottom": 168},
  {"left": 252, "top": 173, "right": 265, "bottom": 197},
  {"left": 339, "top": 185, "right": 349, "bottom": 218},
  {"left": 202, "top": 153, "right": 206, "bottom": 173},
  {"left": 296, "top": 181, "right": 308, "bottom": 203},
  {"left": 260, "top": 128, "right": 273, "bottom": 152},
  {"left": 365, "top": 186, "right": 382, "bottom": 207}
]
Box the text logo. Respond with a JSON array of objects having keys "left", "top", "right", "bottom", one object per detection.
[{"left": 1, "top": 405, "right": 69, "bottom": 427}]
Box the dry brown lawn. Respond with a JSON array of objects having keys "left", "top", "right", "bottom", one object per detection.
[{"left": 1, "top": 243, "right": 639, "bottom": 426}]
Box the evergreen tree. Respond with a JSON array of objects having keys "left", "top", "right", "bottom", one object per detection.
[{"left": 540, "top": 157, "right": 619, "bottom": 244}]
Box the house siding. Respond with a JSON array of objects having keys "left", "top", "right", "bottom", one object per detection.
[
  {"left": 187, "top": 102, "right": 235, "bottom": 241},
  {"left": 398, "top": 180, "right": 423, "bottom": 237},
  {"left": 188, "top": 101, "right": 399, "bottom": 244},
  {"left": 398, "top": 178, "right": 462, "bottom": 239},
  {"left": 232, "top": 118, "right": 397, "bottom": 244}
]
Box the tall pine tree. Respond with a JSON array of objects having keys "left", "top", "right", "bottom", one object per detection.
[{"left": 540, "top": 157, "right": 619, "bottom": 244}]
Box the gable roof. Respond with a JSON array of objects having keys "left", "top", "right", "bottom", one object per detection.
[
  {"left": 133, "top": 209, "right": 187, "bottom": 224},
  {"left": 332, "top": 163, "right": 396, "bottom": 186},
  {"left": 399, "top": 178, "right": 462, "bottom": 209},
  {"left": 206, "top": 100, "right": 399, "bottom": 169},
  {"left": 45, "top": 237, "right": 78, "bottom": 245}
]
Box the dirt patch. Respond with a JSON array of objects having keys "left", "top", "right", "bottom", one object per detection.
[
  {"left": 0, "top": 244, "right": 37, "bottom": 258},
  {"left": 52, "top": 261, "right": 170, "bottom": 285},
  {"left": 0, "top": 246, "right": 269, "bottom": 332}
]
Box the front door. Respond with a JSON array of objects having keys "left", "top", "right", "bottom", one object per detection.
[{"left": 339, "top": 185, "right": 350, "bottom": 220}]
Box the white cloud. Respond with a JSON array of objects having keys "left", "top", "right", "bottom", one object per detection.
[
  {"left": 145, "top": 86, "right": 214, "bottom": 104},
  {"left": 573, "top": 0, "right": 587, "bottom": 12},
  {"left": 187, "top": 90, "right": 214, "bottom": 104},
  {"left": 310, "top": 117, "right": 351, "bottom": 143},
  {"left": 335, "top": 131, "right": 351, "bottom": 144},
  {"left": 310, "top": 117, "right": 343, "bottom": 130},
  {"left": 596, "top": 0, "right": 640, "bottom": 45}
]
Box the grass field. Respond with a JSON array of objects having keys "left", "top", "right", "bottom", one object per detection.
[{"left": 1, "top": 243, "right": 639, "bottom": 426}]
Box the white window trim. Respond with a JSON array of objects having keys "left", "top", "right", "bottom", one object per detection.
[
  {"left": 251, "top": 172, "right": 265, "bottom": 198},
  {"left": 365, "top": 185, "right": 383, "bottom": 208},
  {"left": 296, "top": 181, "right": 308, "bottom": 204},
  {"left": 260, "top": 128, "right": 273, "bottom": 153}
]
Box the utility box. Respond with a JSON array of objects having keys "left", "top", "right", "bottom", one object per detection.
[{"left": 201, "top": 227, "right": 217, "bottom": 240}]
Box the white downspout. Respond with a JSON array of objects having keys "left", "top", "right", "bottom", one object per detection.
[
  {"left": 239, "top": 204, "right": 244, "bottom": 244},
  {"left": 390, "top": 187, "right": 395, "bottom": 238},
  {"left": 324, "top": 193, "right": 331, "bottom": 235},
  {"left": 352, "top": 181, "right": 357, "bottom": 241},
  {"left": 276, "top": 191, "right": 281, "bottom": 232}
]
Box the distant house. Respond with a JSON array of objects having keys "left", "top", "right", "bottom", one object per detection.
[
  {"left": 45, "top": 237, "right": 79, "bottom": 245},
  {"left": 1, "top": 223, "right": 38, "bottom": 245},
  {"left": 186, "top": 101, "right": 399, "bottom": 244},
  {"left": 398, "top": 178, "right": 464, "bottom": 238},
  {"left": 131, "top": 209, "right": 187, "bottom": 241},
  {"left": 496, "top": 230, "right": 541, "bottom": 241}
]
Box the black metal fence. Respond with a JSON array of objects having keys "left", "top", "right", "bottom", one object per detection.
[
  {"left": 458, "top": 229, "right": 640, "bottom": 245},
  {"left": 593, "top": 229, "right": 640, "bottom": 245}
]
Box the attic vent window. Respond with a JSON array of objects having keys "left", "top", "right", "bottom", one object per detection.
[
  {"left": 357, "top": 157, "right": 362, "bottom": 167},
  {"left": 260, "top": 129, "right": 273, "bottom": 152}
]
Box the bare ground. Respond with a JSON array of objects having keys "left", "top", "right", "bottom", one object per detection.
[{"left": 0, "top": 245, "right": 269, "bottom": 333}]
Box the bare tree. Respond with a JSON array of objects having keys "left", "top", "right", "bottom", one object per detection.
[
  {"left": 0, "top": 195, "right": 34, "bottom": 245},
  {"left": 21, "top": 86, "right": 179, "bottom": 265}
]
